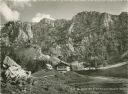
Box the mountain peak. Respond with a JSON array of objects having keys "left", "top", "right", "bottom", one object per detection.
[
  {"left": 32, "top": 13, "right": 55, "bottom": 23},
  {"left": 120, "top": 12, "right": 128, "bottom": 16}
]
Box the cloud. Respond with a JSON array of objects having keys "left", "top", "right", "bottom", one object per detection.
[
  {"left": 0, "top": 0, "right": 35, "bottom": 21},
  {"left": 0, "top": 2, "right": 20, "bottom": 21},
  {"left": 32, "top": 13, "right": 55, "bottom": 22},
  {"left": 7, "top": 0, "right": 38, "bottom": 8},
  {"left": 122, "top": 3, "right": 128, "bottom": 12},
  {"left": 125, "top": 3, "right": 128, "bottom": 12},
  {"left": 11, "top": 0, "right": 32, "bottom": 8}
]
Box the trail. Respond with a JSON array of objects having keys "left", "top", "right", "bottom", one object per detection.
[
  {"left": 77, "top": 61, "right": 128, "bottom": 83},
  {"left": 98, "top": 61, "right": 128, "bottom": 70},
  {"left": 89, "top": 76, "right": 128, "bottom": 83}
]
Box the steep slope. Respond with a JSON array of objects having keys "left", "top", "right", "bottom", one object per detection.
[
  {"left": 0, "top": 21, "right": 47, "bottom": 73},
  {"left": 1, "top": 21, "right": 32, "bottom": 64},
  {"left": 1, "top": 11, "right": 128, "bottom": 94},
  {"left": 1, "top": 11, "right": 128, "bottom": 71},
  {"left": 32, "top": 18, "right": 72, "bottom": 61},
  {"left": 31, "top": 11, "right": 128, "bottom": 66}
]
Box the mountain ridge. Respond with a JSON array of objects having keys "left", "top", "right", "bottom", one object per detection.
[{"left": 1, "top": 11, "right": 128, "bottom": 71}]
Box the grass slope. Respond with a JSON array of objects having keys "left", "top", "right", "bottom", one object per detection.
[
  {"left": 1, "top": 70, "right": 127, "bottom": 94},
  {"left": 77, "top": 63, "right": 128, "bottom": 78}
]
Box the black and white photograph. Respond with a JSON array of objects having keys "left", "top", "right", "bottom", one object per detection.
[{"left": 0, "top": 0, "right": 128, "bottom": 94}]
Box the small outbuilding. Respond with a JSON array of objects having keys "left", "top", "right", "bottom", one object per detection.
[{"left": 55, "top": 61, "right": 70, "bottom": 73}]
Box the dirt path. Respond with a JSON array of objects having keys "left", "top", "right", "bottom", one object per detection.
[
  {"left": 98, "top": 61, "right": 128, "bottom": 70},
  {"left": 90, "top": 76, "right": 128, "bottom": 83}
]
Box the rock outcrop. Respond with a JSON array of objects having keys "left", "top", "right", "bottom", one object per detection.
[
  {"left": 1, "top": 11, "right": 128, "bottom": 71},
  {"left": 1, "top": 21, "right": 33, "bottom": 48},
  {"left": 2, "top": 56, "right": 31, "bottom": 84}
]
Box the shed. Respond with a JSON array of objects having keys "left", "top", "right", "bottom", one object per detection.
[{"left": 55, "top": 61, "right": 70, "bottom": 73}]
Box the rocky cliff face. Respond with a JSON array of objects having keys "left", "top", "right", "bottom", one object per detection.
[
  {"left": 32, "top": 11, "right": 128, "bottom": 64},
  {"left": 1, "top": 11, "right": 128, "bottom": 71},
  {"left": 0, "top": 21, "right": 35, "bottom": 70},
  {"left": 1, "top": 11, "right": 128, "bottom": 94},
  {"left": 71, "top": 11, "right": 127, "bottom": 63},
  {"left": 1, "top": 21, "right": 33, "bottom": 47}
]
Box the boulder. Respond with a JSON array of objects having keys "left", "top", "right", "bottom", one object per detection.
[
  {"left": 3, "top": 56, "right": 21, "bottom": 69},
  {"left": 3, "top": 56, "right": 31, "bottom": 84}
]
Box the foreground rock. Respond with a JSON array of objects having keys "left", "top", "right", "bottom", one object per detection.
[
  {"left": 2, "top": 56, "right": 33, "bottom": 88},
  {"left": 3, "top": 56, "right": 21, "bottom": 69}
]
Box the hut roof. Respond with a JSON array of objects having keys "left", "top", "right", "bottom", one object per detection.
[{"left": 55, "top": 60, "right": 70, "bottom": 66}]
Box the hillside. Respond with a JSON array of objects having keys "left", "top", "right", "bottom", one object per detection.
[
  {"left": 77, "top": 63, "right": 128, "bottom": 78},
  {"left": 1, "top": 11, "right": 128, "bottom": 70},
  {"left": 1, "top": 11, "right": 128, "bottom": 94},
  {"left": 1, "top": 70, "right": 127, "bottom": 94},
  {"left": 31, "top": 11, "right": 128, "bottom": 66}
]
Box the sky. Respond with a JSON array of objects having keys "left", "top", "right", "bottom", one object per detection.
[{"left": 0, "top": 0, "right": 128, "bottom": 25}]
